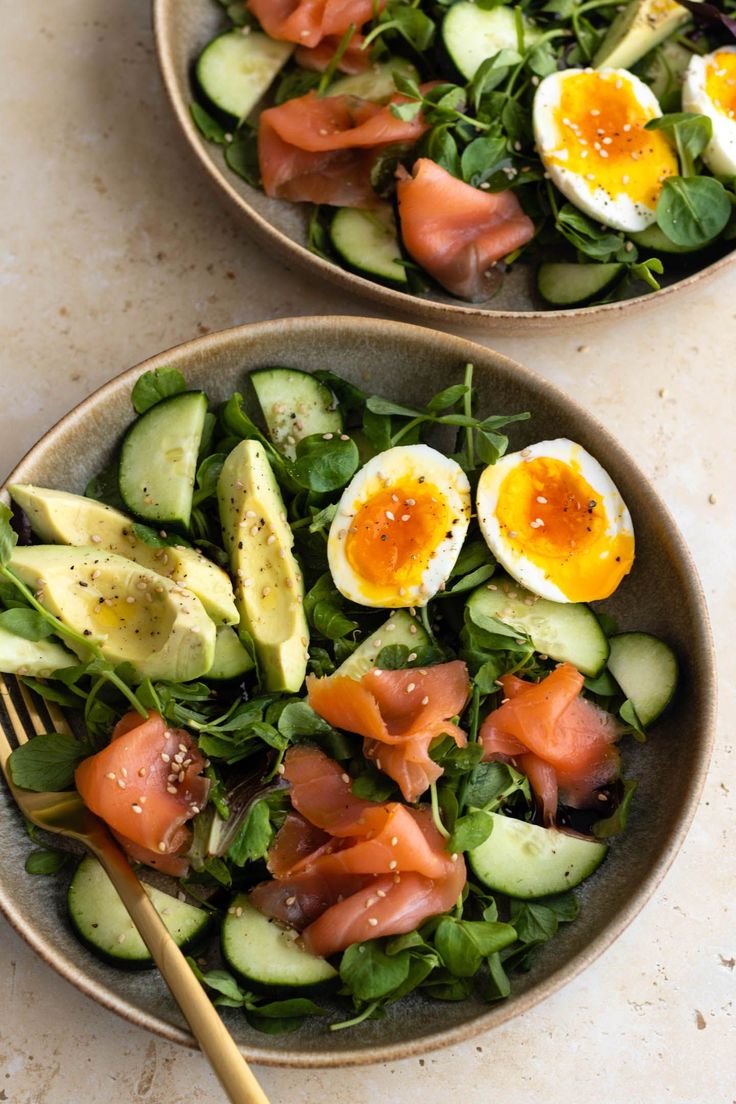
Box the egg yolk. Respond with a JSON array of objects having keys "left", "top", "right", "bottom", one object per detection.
[
  {"left": 549, "top": 71, "right": 677, "bottom": 210},
  {"left": 344, "top": 479, "right": 452, "bottom": 598},
  {"left": 706, "top": 51, "right": 736, "bottom": 120},
  {"left": 494, "top": 456, "right": 634, "bottom": 602}
]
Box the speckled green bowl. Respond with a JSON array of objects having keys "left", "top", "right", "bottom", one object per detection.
[{"left": 0, "top": 317, "right": 716, "bottom": 1066}]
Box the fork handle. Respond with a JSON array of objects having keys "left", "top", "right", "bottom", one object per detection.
[{"left": 92, "top": 840, "right": 270, "bottom": 1104}]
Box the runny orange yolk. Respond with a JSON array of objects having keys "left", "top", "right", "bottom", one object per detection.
[
  {"left": 549, "top": 72, "right": 677, "bottom": 209},
  {"left": 706, "top": 51, "right": 736, "bottom": 120},
  {"left": 494, "top": 456, "right": 635, "bottom": 602},
  {"left": 344, "top": 479, "right": 451, "bottom": 597}
]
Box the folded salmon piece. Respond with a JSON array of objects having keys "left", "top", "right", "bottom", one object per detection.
[
  {"left": 75, "top": 711, "right": 209, "bottom": 872},
  {"left": 258, "top": 90, "right": 428, "bottom": 207},
  {"left": 295, "top": 33, "right": 371, "bottom": 73},
  {"left": 251, "top": 746, "right": 466, "bottom": 955},
  {"left": 307, "top": 661, "right": 470, "bottom": 801},
  {"left": 479, "top": 664, "right": 621, "bottom": 822},
  {"left": 249, "top": 0, "right": 380, "bottom": 49},
  {"left": 396, "top": 158, "right": 536, "bottom": 300}
]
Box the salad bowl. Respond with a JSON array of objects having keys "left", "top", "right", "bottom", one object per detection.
[
  {"left": 0, "top": 315, "right": 715, "bottom": 1065},
  {"left": 153, "top": 0, "right": 736, "bottom": 333}
]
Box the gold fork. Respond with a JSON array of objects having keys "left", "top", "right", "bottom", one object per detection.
[{"left": 0, "top": 674, "right": 270, "bottom": 1104}]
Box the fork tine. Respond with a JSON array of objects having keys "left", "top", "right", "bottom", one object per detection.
[
  {"left": 18, "top": 681, "right": 47, "bottom": 737},
  {"left": 45, "top": 699, "right": 74, "bottom": 737},
  {"left": 0, "top": 674, "right": 28, "bottom": 746},
  {"left": 0, "top": 694, "right": 16, "bottom": 773}
]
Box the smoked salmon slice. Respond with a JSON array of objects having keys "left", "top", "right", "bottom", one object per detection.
[
  {"left": 248, "top": 0, "right": 380, "bottom": 49},
  {"left": 250, "top": 746, "right": 466, "bottom": 956},
  {"left": 480, "top": 664, "right": 621, "bottom": 822},
  {"left": 396, "top": 158, "right": 536, "bottom": 301},
  {"left": 258, "top": 91, "right": 428, "bottom": 207},
  {"left": 295, "top": 33, "right": 371, "bottom": 73},
  {"left": 307, "top": 661, "right": 470, "bottom": 801},
  {"left": 75, "top": 711, "right": 209, "bottom": 871}
]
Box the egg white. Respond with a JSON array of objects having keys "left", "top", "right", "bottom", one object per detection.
[
  {"left": 683, "top": 45, "right": 736, "bottom": 176},
  {"left": 533, "top": 67, "right": 666, "bottom": 232},
  {"left": 328, "top": 444, "right": 471, "bottom": 609},
  {"left": 476, "top": 438, "right": 634, "bottom": 603}
]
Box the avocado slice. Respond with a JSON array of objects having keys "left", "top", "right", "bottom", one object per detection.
[
  {"left": 593, "top": 0, "right": 697, "bottom": 70},
  {"left": 207, "top": 626, "right": 255, "bottom": 681},
  {"left": 9, "top": 485, "right": 238, "bottom": 627},
  {"left": 9, "top": 545, "right": 216, "bottom": 683},
  {"left": 217, "top": 440, "right": 309, "bottom": 693},
  {"left": 0, "top": 626, "right": 76, "bottom": 677}
]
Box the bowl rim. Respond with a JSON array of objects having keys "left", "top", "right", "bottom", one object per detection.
[
  {"left": 151, "top": 0, "right": 736, "bottom": 332},
  {"left": 0, "top": 315, "right": 717, "bottom": 1067}
]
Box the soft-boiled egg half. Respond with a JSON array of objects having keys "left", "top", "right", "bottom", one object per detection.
[
  {"left": 683, "top": 46, "right": 736, "bottom": 176},
  {"left": 534, "top": 68, "right": 677, "bottom": 232},
  {"left": 328, "top": 444, "right": 471, "bottom": 608},
  {"left": 476, "top": 439, "right": 634, "bottom": 604}
]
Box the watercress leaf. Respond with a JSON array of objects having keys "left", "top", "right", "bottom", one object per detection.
[
  {"left": 365, "top": 395, "right": 422, "bottom": 418},
  {"left": 351, "top": 765, "right": 399, "bottom": 802},
  {"left": 193, "top": 452, "right": 226, "bottom": 505},
  {"left": 131, "top": 522, "right": 191, "bottom": 548},
  {"left": 421, "top": 125, "right": 461, "bottom": 177},
  {"left": 440, "top": 564, "right": 496, "bottom": 596},
  {"left": 594, "top": 777, "right": 638, "bottom": 838},
  {"left": 25, "top": 849, "right": 69, "bottom": 875},
  {"left": 277, "top": 700, "right": 339, "bottom": 741},
  {"left": 656, "top": 176, "right": 730, "bottom": 247},
  {"left": 19, "top": 677, "right": 80, "bottom": 707},
  {"left": 390, "top": 100, "right": 423, "bottom": 122},
  {"left": 620, "top": 698, "right": 647, "bottom": 741},
  {"left": 526, "top": 39, "right": 558, "bottom": 77},
  {"left": 584, "top": 669, "right": 619, "bottom": 696},
  {"left": 0, "top": 503, "right": 18, "bottom": 567},
  {"left": 251, "top": 997, "right": 326, "bottom": 1019},
  {"left": 427, "top": 383, "right": 469, "bottom": 412},
  {"left": 313, "top": 370, "right": 366, "bottom": 421},
  {"left": 276, "top": 67, "right": 321, "bottom": 105},
  {"left": 131, "top": 367, "right": 187, "bottom": 414},
  {"left": 435, "top": 917, "right": 517, "bottom": 976},
  {"left": 0, "top": 608, "right": 56, "bottom": 641},
  {"left": 483, "top": 950, "right": 511, "bottom": 999},
  {"left": 85, "top": 460, "right": 125, "bottom": 510},
  {"left": 421, "top": 970, "right": 474, "bottom": 1001},
  {"left": 448, "top": 809, "right": 494, "bottom": 852},
  {"left": 312, "top": 599, "right": 358, "bottom": 640},
  {"left": 340, "top": 941, "right": 411, "bottom": 1000},
  {"left": 291, "top": 434, "right": 359, "bottom": 494},
  {"left": 308, "top": 502, "right": 338, "bottom": 533},
  {"left": 190, "top": 101, "right": 228, "bottom": 144},
  {"left": 8, "top": 733, "right": 89, "bottom": 792},
  {"left": 227, "top": 797, "right": 273, "bottom": 865},
  {"left": 189, "top": 961, "right": 248, "bottom": 1003},
  {"left": 224, "top": 126, "right": 261, "bottom": 186},
  {"left": 646, "top": 111, "right": 712, "bottom": 167},
  {"left": 461, "top": 134, "right": 508, "bottom": 187},
  {"left": 509, "top": 899, "right": 558, "bottom": 944},
  {"left": 535, "top": 890, "right": 579, "bottom": 922},
  {"left": 243, "top": 1012, "right": 305, "bottom": 1034},
  {"left": 362, "top": 408, "right": 393, "bottom": 453},
  {"left": 392, "top": 71, "right": 421, "bottom": 100}
]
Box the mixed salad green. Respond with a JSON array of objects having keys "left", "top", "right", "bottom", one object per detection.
[{"left": 1, "top": 363, "right": 676, "bottom": 1033}]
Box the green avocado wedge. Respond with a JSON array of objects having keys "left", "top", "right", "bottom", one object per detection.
[
  {"left": 9, "top": 545, "right": 215, "bottom": 682},
  {"left": 9, "top": 484, "right": 238, "bottom": 626},
  {"left": 217, "top": 440, "right": 309, "bottom": 692}
]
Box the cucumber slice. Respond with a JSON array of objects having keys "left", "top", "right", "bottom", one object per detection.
[
  {"left": 222, "top": 895, "right": 337, "bottom": 988},
  {"left": 68, "top": 856, "right": 212, "bottom": 968},
  {"left": 537, "top": 262, "right": 626, "bottom": 306},
  {"left": 630, "top": 224, "right": 703, "bottom": 255},
  {"left": 0, "top": 626, "right": 76, "bottom": 677},
  {"left": 196, "top": 30, "right": 293, "bottom": 120},
  {"left": 336, "top": 610, "right": 430, "bottom": 679},
  {"left": 249, "top": 368, "right": 343, "bottom": 461},
  {"left": 119, "top": 391, "right": 207, "bottom": 528},
  {"left": 466, "top": 576, "right": 609, "bottom": 677},
  {"left": 207, "top": 626, "right": 255, "bottom": 680},
  {"left": 607, "top": 631, "right": 678, "bottom": 726},
  {"left": 469, "top": 812, "right": 607, "bottom": 898},
  {"left": 331, "top": 207, "right": 408, "bottom": 287},
  {"left": 442, "top": 2, "right": 542, "bottom": 81},
  {"left": 330, "top": 58, "right": 419, "bottom": 102}
]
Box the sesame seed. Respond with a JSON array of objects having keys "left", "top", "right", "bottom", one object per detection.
[
  {"left": 389, "top": 860, "right": 398, "bottom": 870},
  {"left": 117, "top": 778, "right": 126, "bottom": 790},
  {"left": 286, "top": 896, "right": 296, "bottom": 906},
  {"left": 341, "top": 773, "right": 351, "bottom": 783},
  {"left": 250, "top": 525, "right": 259, "bottom": 537},
  {"left": 709, "top": 493, "right": 717, "bottom": 505},
  {"left": 407, "top": 652, "right": 417, "bottom": 662},
  {"left": 322, "top": 432, "right": 334, "bottom": 440},
  {"left": 246, "top": 509, "right": 256, "bottom": 518},
  {"left": 376, "top": 889, "right": 386, "bottom": 898},
  {"left": 401, "top": 514, "right": 410, "bottom": 522},
  {"left": 91, "top": 569, "right": 101, "bottom": 580},
  {"left": 409, "top": 624, "right": 417, "bottom": 634},
  {"left": 277, "top": 763, "right": 285, "bottom": 775},
  {"left": 262, "top": 586, "right": 271, "bottom": 597},
  {"left": 406, "top": 682, "right": 416, "bottom": 693},
  {"left": 167, "top": 785, "right": 177, "bottom": 794},
  {"left": 386, "top": 623, "right": 395, "bottom": 632},
  {"left": 368, "top": 917, "right": 379, "bottom": 927},
  {"left": 385, "top": 510, "right": 395, "bottom": 521},
  {"left": 242, "top": 578, "right": 254, "bottom": 588},
  {"left": 131, "top": 804, "right": 143, "bottom": 814},
  {"left": 90, "top": 534, "right": 102, "bottom": 544},
  {"left": 137, "top": 581, "right": 148, "bottom": 591},
  {"left": 138, "top": 767, "right": 146, "bottom": 777},
  {"left": 235, "top": 907, "right": 243, "bottom": 918},
  {"left": 537, "top": 496, "right": 547, "bottom": 504},
  {"left": 373, "top": 669, "right": 383, "bottom": 678},
  {"left": 451, "top": 853, "right": 459, "bottom": 862},
  {"left": 117, "top": 933, "right": 126, "bottom": 944},
  {"left": 158, "top": 842, "right": 167, "bottom": 852},
  {"left": 161, "top": 752, "right": 170, "bottom": 763},
  {"left": 421, "top": 696, "right": 430, "bottom": 705},
  {"left": 125, "top": 595, "right": 135, "bottom": 604},
  {"left": 106, "top": 771, "right": 116, "bottom": 780},
  {"left": 390, "top": 836, "right": 398, "bottom": 846}
]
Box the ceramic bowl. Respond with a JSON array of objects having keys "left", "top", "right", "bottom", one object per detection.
[
  {"left": 0, "top": 316, "right": 715, "bottom": 1065},
  {"left": 153, "top": 0, "right": 735, "bottom": 333}
]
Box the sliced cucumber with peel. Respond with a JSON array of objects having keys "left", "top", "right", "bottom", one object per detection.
[
  {"left": 119, "top": 391, "right": 207, "bottom": 528},
  {"left": 537, "top": 262, "right": 626, "bottom": 306},
  {"left": 336, "top": 610, "right": 430, "bottom": 680},
  {"left": 466, "top": 576, "right": 609, "bottom": 677},
  {"left": 68, "top": 856, "right": 212, "bottom": 967},
  {"left": 330, "top": 58, "right": 418, "bottom": 102},
  {"left": 469, "top": 812, "right": 608, "bottom": 898},
  {"left": 331, "top": 207, "right": 408, "bottom": 287},
  {"left": 250, "top": 368, "right": 342, "bottom": 461},
  {"left": 196, "top": 30, "right": 293, "bottom": 120},
  {"left": 222, "top": 895, "right": 337, "bottom": 988},
  {"left": 442, "top": 2, "right": 542, "bottom": 81},
  {"left": 607, "top": 632, "right": 678, "bottom": 726},
  {"left": 630, "top": 224, "right": 703, "bottom": 255}
]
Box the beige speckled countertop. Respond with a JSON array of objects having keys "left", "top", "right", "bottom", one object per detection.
[{"left": 1, "top": 2, "right": 734, "bottom": 1101}]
